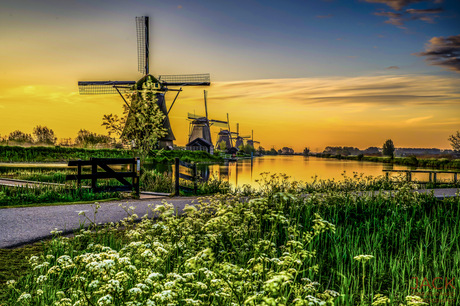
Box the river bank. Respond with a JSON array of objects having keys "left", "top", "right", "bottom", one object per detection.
[{"left": 313, "top": 153, "right": 460, "bottom": 169}]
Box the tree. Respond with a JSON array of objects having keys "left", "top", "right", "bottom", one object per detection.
[
  {"left": 33, "top": 126, "right": 56, "bottom": 145},
  {"left": 382, "top": 139, "right": 395, "bottom": 157},
  {"left": 102, "top": 92, "right": 167, "bottom": 158},
  {"left": 8, "top": 130, "right": 33, "bottom": 143},
  {"left": 303, "top": 147, "right": 310, "bottom": 156},
  {"left": 75, "top": 129, "right": 112, "bottom": 148},
  {"left": 448, "top": 131, "right": 460, "bottom": 151}
]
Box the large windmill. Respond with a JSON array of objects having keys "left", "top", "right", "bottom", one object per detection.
[
  {"left": 247, "top": 130, "right": 260, "bottom": 148},
  {"left": 187, "top": 90, "right": 227, "bottom": 146},
  {"left": 215, "top": 114, "right": 237, "bottom": 151},
  {"left": 78, "top": 16, "right": 210, "bottom": 148}
]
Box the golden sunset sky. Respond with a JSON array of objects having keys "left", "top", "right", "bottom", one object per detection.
[{"left": 1, "top": 0, "right": 459, "bottom": 151}]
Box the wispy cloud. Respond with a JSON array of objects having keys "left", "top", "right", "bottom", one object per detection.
[
  {"left": 386, "top": 66, "right": 400, "bottom": 69},
  {"left": 364, "top": 0, "right": 442, "bottom": 11},
  {"left": 414, "top": 35, "right": 460, "bottom": 73},
  {"left": 405, "top": 115, "right": 433, "bottom": 124},
  {"left": 211, "top": 75, "right": 460, "bottom": 106}
]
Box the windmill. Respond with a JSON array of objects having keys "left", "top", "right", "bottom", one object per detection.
[
  {"left": 215, "top": 114, "right": 237, "bottom": 151},
  {"left": 234, "top": 123, "right": 251, "bottom": 149},
  {"left": 78, "top": 16, "right": 210, "bottom": 148},
  {"left": 186, "top": 90, "right": 227, "bottom": 153},
  {"left": 247, "top": 130, "right": 260, "bottom": 148}
]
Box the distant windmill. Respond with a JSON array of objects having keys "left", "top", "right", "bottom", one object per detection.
[
  {"left": 186, "top": 90, "right": 227, "bottom": 153},
  {"left": 78, "top": 16, "right": 210, "bottom": 148},
  {"left": 234, "top": 123, "right": 251, "bottom": 148},
  {"left": 247, "top": 130, "right": 260, "bottom": 148},
  {"left": 215, "top": 114, "right": 237, "bottom": 151}
]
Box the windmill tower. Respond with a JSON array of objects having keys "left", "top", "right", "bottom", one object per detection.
[
  {"left": 186, "top": 90, "right": 227, "bottom": 153},
  {"left": 78, "top": 16, "right": 210, "bottom": 148}
]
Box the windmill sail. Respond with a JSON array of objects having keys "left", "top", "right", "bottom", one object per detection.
[
  {"left": 136, "top": 16, "right": 149, "bottom": 75},
  {"left": 78, "top": 81, "right": 135, "bottom": 95},
  {"left": 159, "top": 74, "right": 210, "bottom": 86}
]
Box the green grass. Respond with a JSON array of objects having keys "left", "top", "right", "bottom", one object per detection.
[
  {"left": 2, "top": 175, "right": 458, "bottom": 305},
  {"left": 0, "top": 185, "right": 120, "bottom": 207},
  {"left": 0, "top": 145, "right": 222, "bottom": 163}
]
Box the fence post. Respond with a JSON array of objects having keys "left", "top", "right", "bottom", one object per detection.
[
  {"left": 454, "top": 173, "right": 458, "bottom": 184},
  {"left": 175, "top": 158, "right": 180, "bottom": 196},
  {"left": 133, "top": 157, "right": 140, "bottom": 196},
  {"left": 77, "top": 159, "right": 82, "bottom": 189},
  {"left": 193, "top": 163, "right": 198, "bottom": 195},
  {"left": 406, "top": 171, "right": 411, "bottom": 182},
  {"left": 91, "top": 158, "right": 97, "bottom": 192},
  {"left": 433, "top": 172, "right": 437, "bottom": 186}
]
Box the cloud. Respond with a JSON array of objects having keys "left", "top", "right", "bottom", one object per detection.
[
  {"left": 405, "top": 115, "right": 433, "bottom": 124},
  {"left": 364, "top": 0, "right": 441, "bottom": 11},
  {"left": 374, "top": 7, "right": 442, "bottom": 27},
  {"left": 414, "top": 35, "right": 460, "bottom": 72},
  {"left": 177, "top": 5, "right": 183, "bottom": 9},
  {"left": 211, "top": 75, "right": 460, "bottom": 106},
  {"left": 386, "top": 66, "right": 400, "bottom": 69}
]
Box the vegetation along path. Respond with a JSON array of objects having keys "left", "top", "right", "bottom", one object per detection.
[{"left": 1, "top": 188, "right": 458, "bottom": 249}]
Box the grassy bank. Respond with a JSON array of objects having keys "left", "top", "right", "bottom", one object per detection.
[
  {"left": 0, "top": 185, "right": 120, "bottom": 207},
  {"left": 2, "top": 177, "right": 458, "bottom": 305},
  {"left": 315, "top": 153, "right": 460, "bottom": 170},
  {"left": 0, "top": 145, "right": 222, "bottom": 163}
]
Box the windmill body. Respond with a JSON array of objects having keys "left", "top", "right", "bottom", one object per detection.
[{"left": 78, "top": 16, "right": 210, "bottom": 148}]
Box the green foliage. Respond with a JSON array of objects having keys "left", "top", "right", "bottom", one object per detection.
[
  {"left": 74, "top": 129, "right": 113, "bottom": 148},
  {"left": 8, "top": 130, "right": 33, "bottom": 143},
  {"left": 382, "top": 139, "right": 395, "bottom": 157},
  {"left": 33, "top": 125, "right": 57, "bottom": 145},
  {"left": 0, "top": 185, "right": 119, "bottom": 207},
  {"left": 303, "top": 147, "right": 310, "bottom": 156},
  {"left": 448, "top": 131, "right": 460, "bottom": 151},
  {"left": 140, "top": 169, "right": 173, "bottom": 193},
  {"left": 103, "top": 92, "right": 168, "bottom": 158}
]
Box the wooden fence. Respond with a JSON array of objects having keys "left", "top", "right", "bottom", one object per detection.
[
  {"left": 66, "top": 157, "right": 140, "bottom": 195},
  {"left": 383, "top": 169, "right": 459, "bottom": 185},
  {"left": 175, "top": 158, "right": 197, "bottom": 196}
]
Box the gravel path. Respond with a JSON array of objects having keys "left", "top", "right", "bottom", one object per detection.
[{"left": 0, "top": 188, "right": 458, "bottom": 249}]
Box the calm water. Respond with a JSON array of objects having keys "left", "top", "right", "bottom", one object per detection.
[
  {"left": 0, "top": 156, "right": 447, "bottom": 188},
  {"left": 201, "top": 155, "right": 438, "bottom": 187}
]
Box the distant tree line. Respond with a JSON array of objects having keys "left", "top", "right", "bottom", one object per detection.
[{"left": 0, "top": 126, "right": 117, "bottom": 148}]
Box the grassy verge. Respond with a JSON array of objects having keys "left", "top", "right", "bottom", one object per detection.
[
  {"left": 0, "top": 145, "right": 222, "bottom": 163},
  {"left": 0, "top": 185, "right": 120, "bottom": 207},
  {"left": 2, "top": 176, "right": 458, "bottom": 305}
]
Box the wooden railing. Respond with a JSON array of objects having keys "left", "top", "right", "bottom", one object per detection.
[
  {"left": 66, "top": 158, "right": 140, "bottom": 195},
  {"left": 383, "top": 169, "right": 459, "bottom": 185}
]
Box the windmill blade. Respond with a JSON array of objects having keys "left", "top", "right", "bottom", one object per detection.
[
  {"left": 136, "top": 16, "right": 149, "bottom": 75},
  {"left": 187, "top": 112, "right": 206, "bottom": 120},
  {"left": 159, "top": 74, "right": 210, "bottom": 86},
  {"left": 240, "top": 135, "right": 251, "bottom": 138},
  {"left": 253, "top": 141, "right": 261, "bottom": 144},
  {"left": 209, "top": 120, "right": 228, "bottom": 128},
  {"left": 78, "top": 81, "right": 135, "bottom": 95}
]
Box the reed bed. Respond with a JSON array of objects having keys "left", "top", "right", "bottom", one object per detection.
[{"left": 2, "top": 175, "right": 459, "bottom": 305}]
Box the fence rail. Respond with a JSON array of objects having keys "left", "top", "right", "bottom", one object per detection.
[
  {"left": 383, "top": 169, "right": 459, "bottom": 185},
  {"left": 66, "top": 157, "right": 140, "bottom": 195}
]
